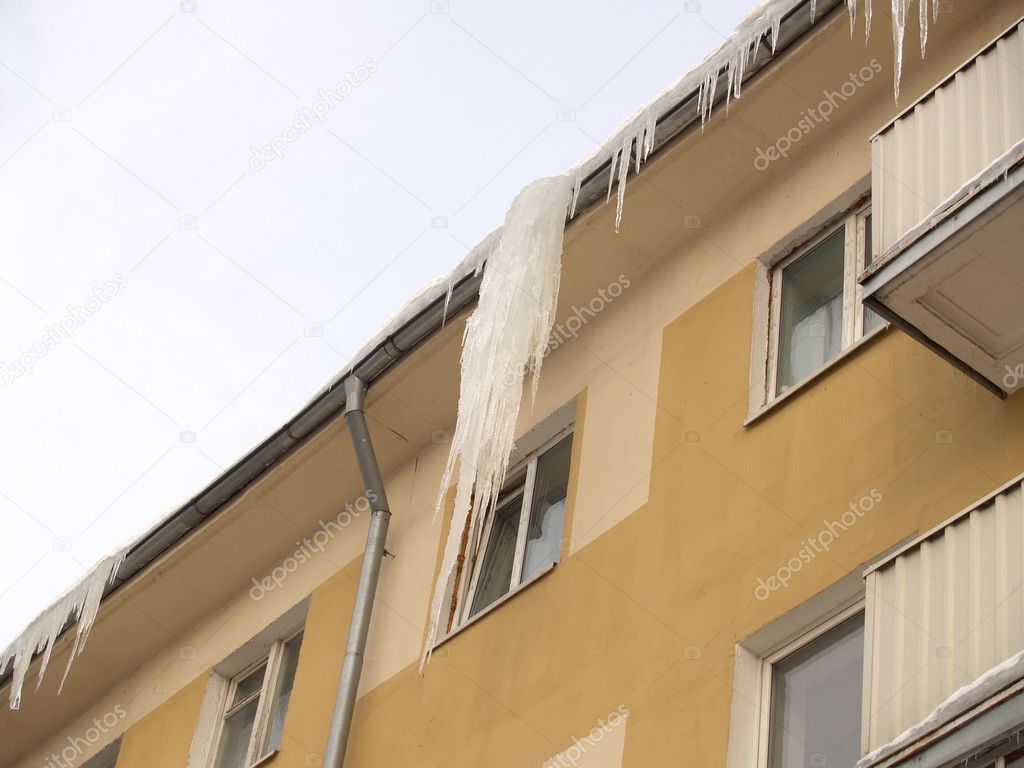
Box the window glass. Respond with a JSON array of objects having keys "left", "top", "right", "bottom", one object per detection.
[
  {"left": 469, "top": 492, "right": 524, "bottom": 617},
  {"left": 266, "top": 633, "right": 303, "bottom": 753},
  {"left": 768, "top": 613, "right": 864, "bottom": 768},
  {"left": 216, "top": 698, "right": 259, "bottom": 768},
  {"left": 777, "top": 229, "right": 846, "bottom": 393},
  {"left": 521, "top": 436, "right": 572, "bottom": 582},
  {"left": 231, "top": 663, "right": 265, "bottom": 707}
]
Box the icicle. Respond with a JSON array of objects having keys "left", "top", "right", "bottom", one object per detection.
[
  {"left": 847, "top": 0, "right": 857, "bottom": 36},
  {"left": 421, "top": 176, "right": 573, "bottom": 668},
  {"left": 605, "top": 149, "right": 618, "bottom": 202},
  {"left": 641, "top": 113, "right": 657, "bottom": 161},
  {"left": 920, "top": 0, "right": 929, "bottom": 57},
  {"left": 699, "top": 67, "right": 718, "bottom": 125},
  {"left": 810, "top": 0, "right": 817, "bottom": 22},
  {"left": 614, "top": 134, "right": 632, "bottom": 233},
  {"left": 568, "top": 174, "right": 583, "bottom": 219},
  {"left": 770, "top": 15, "right": 781, "bottom": 53},
  {"left": 0, "top": 550, "right": 126, "bottom": 709},
  {"left": 865, "top": 0, "right": 873, "bottom": 42},
  {"left": 891, "top": 0, "right": 908, "bottom": 101},
  {"left": 725, "top": 59, "right": 735, "bottom": 112},
  {"left": 441, "top": 279, "right": 455, "bottom": 328}
]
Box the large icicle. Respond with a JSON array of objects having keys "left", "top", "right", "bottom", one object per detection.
[
  {"left": 421, "top": 176, "right": 573, "bottom": 666},
  {"left": 0, "top": 549, "right": 126, "bottom": 709}
]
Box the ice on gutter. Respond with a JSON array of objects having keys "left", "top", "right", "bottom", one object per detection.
[
  {"left": 857, "top": 648, "right": 1024, "bottom": 767},
  {"left": 2, "top": 0, "right": 950, "bottom": 708},
  {"left": 314, "top": 229, "right": 500, "bottom": 397},
  {"left": 564, "top": 0, "right": 940, "bottom": 233},
  {"left": 0, "top": 548, "right": 127, "bottom": 709}
]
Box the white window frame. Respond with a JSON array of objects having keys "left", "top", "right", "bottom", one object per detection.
[
  {"left": 765, "top": 203, "right": 876, "bottom": 399},
  {"left": 452, "top": 425, "right": 574, "bottom": 629},
  {"left": 753, "top": 600, "right": 865, "bottom": 765},
  {"left": 725, "top": 572, "right": 867, "bottom": 768},
  {"left": 208, "top": 627, "right": 303, "bottom": 768}
]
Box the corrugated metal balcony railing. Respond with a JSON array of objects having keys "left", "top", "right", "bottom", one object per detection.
[
  {"left": 862, "top": 476, "right": 1024, "bottom": 762},
  {"left": 861, "top": 18, "right": 1024, "bottom": 395}
]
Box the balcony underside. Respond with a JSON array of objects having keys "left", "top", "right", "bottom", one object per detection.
[{"left": 862, "top": 144, "right": 1024, "bottom": 396}]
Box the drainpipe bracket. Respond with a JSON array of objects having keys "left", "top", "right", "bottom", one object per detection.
[{"left": 343, "top": 375, "right": 366, "bottom": 415}]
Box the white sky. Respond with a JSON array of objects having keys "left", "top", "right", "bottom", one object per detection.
[{"left": 0, "top": 0, "right": 755, "bottom": 648}]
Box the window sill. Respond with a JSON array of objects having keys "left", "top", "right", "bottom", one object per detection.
[
  {"left": 744, "top": 324, "right": 890, "bottom": 428},
  {"left": 433, "top": 562, "right": 558, "bottom": 651}
]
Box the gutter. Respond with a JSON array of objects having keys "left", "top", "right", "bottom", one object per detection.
[{"left": 1, "top": 0, "right": 840, "bottom": 696}]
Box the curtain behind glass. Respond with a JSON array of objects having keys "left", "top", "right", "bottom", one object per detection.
[
  {"left": 521, "top": 436, "right": 572, "bottom": 582},
  {"left": 777, "top": 229, "right": 845, "bottom": 393}
]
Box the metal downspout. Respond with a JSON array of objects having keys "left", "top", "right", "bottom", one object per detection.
[{"left": 323, "top": 375, "right": 393, "bottom": 768}]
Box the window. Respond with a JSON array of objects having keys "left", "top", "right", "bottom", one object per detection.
[
  {"left": 213, "top": 630, "right": 303, "bottom": 768},
  {"left": 453, "top": 431, "right": 573, "bottom": 626},
  {"left": 767, "top": 204, "right": 883, "bottom": 397},
  {"left": 760, "top": 609, "right": 864, "bottom": 768}
]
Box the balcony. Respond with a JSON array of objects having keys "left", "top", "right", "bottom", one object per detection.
[
  {"left": 858, "top": 475, "right": 1024, "bottom": 768},
  {"left": 860, "top": 18, "right": 1024, "bottom": 395}
]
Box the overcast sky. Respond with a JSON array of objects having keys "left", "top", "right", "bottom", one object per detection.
[{"left": 0, "top": 0, "right": 755, "bottom": 648}]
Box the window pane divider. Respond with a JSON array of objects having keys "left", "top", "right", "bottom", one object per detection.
[
  {"left": 511, "top": 458, "right": 538, "bottom": 586},
  {"left": 245, "top": 639, "right": 285, "bottom": 767},
  {"left": 223, "top": 689, "right": 261, "bottom": 718}
]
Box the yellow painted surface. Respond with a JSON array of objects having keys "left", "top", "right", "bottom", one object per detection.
[
  {"left": 115, "top": 675, "right": 206, "bottom": 768},
  {"left": 5, "top": 1, "right": 1024, "bottom": 766}
]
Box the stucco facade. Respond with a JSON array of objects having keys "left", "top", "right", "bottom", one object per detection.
[{"left": 4, "top": 1, "right": 1024, "bottom": 766}]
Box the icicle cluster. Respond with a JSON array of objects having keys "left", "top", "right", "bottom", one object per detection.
[
  {"left": 1, "top": 0, "right": 954, "bottom": 702},
  {"left": 420, "top": 0, "right": 951, "bottom": 672},
  {"left": 0, "top": 549, "right": 125, "bottom": 709},
  {"left": 421, "top": 176, "right": 573, "bottom": 665},
  {"left": 566, "top": 0, "right": 946, "bottom": 234}
]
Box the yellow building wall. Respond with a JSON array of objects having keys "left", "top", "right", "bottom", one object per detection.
[
  {"left": 115, "top": 675, "right": 206, "bottom": 768},
  {"left": 11, "top": 1, "right": 1024, "bottom": 766},
  {"left": 263, "top": 268, "right": 1024, "bottom": 768}
]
